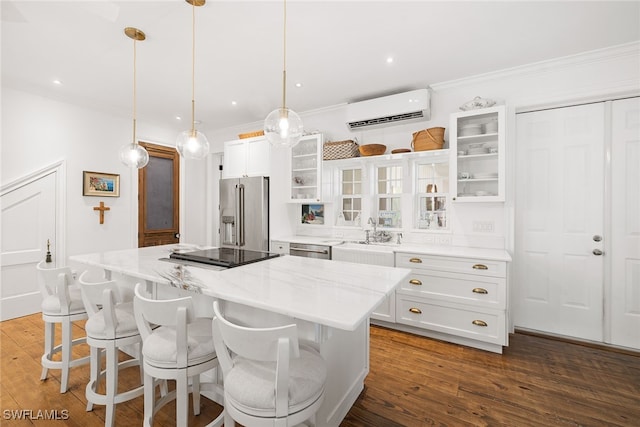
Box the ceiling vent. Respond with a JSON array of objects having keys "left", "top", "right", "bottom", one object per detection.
[{"left": 346, "top": 88, "right": 431, "bottom": 130}]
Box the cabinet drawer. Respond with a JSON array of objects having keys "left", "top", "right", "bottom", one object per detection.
[
  {"left": 398, "top": 271, "right": 505, "bottom": 309},
  {"left": 270, "top": 240, "right": 289, "bottom": 255},
  {"left": 396, "top": 253, "right": 506, "bottom": 277},
  {"left": 396, "top": 296, "right": 507, "bottom": 345}
]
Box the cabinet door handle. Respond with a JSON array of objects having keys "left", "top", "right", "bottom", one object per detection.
[
  {"left": 409, "top": 307, "right": 422, "bottom": 314},
  {"left": 472, "top": 287, "right": 488, "bottom": 294},
  {"left": 409, "top": 257, "right": 423, "bottom": 263},
  {"left": 472, "top": 264, "right": 488, "bottom": 270},
  {"left": 472, "top": 320, "right": 488, "bottom": 327},
  {"left": 409, "top": 279, "right": 422, "bottom": 286}
]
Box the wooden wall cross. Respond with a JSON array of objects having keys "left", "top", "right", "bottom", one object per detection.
[{"left": 93, "top": 201, "right": 110, "bottom": 224}]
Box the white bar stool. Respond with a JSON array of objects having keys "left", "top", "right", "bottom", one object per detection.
[
  {"left": 212, "top": 300, "right": 327, "bottom": 427},
  {"left": 36, "top": 261, "right": 90, "bottom": 393},
  {"left": 78, "top": 271, "right": 145, "bottom": 427},
  {"left": 133, "top": 283, "right": 224, "bottom": 427}
]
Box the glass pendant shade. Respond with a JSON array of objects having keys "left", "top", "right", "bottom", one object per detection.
[
  {"left": 176, "top": 129, "right": 210, "bottom": 159},
  {"left": 119, "top": 142, "right": 149, "bottom": 168},
  {"left": 264, "top": 107, "right": 303, "bottom": 148}
]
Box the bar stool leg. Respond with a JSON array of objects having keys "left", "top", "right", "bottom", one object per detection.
[
  {"left": 192, "top": 374, "right": 201, "bottom": 416},
  {"left": 41, "top": 322, "right": 55, "bottom": 380},
  {"left": 176, "top": 373, "right": 188, "bottom": 426},
  {"left": 143, "top": 372, "right": 154, "bottom": 427},
  {"left": 105, "top": 345, "right": 117, "bottom": 427},
  {"left": 60, "top": 319, "right": 72, "bottom": 393},
  {"left": 86, "top": 346, "right": 100, "bottom": 411}
]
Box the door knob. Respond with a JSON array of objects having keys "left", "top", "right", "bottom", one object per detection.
[
  {"left": 592, "top": 249, "right": 603, "bottom": 256},
  {"left": 593, "top": 235, "right": 602, "bottom": 242}
]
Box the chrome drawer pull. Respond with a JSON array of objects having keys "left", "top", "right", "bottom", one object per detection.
[
  {"left": 472, "top": 287, "right": 488, "bottom": 294},
  {"left": 409, "top": 279, "right": 422, "bottom": 286},
  {"left": 472, "top": 320, "right": 488, "bottom": 327},
  {"left": 472, "top": 264, "right": 488, "bottom": 270},
  {"left": 409, "top": 307, "right": 422, "bottom": 314},
  {"left": 409, "top": 257, "right": 422, "bottom": 263}
]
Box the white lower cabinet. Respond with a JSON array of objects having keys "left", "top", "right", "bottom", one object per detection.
[{"left": 394, "top": 252, "right": 508, "bottom": 353}]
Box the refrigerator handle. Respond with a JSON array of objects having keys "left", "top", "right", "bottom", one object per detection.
[{"left": 238, "top": 183, "right": 245, "bottom": 247}]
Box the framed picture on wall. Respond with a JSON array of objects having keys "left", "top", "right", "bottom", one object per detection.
[{"left": 83, "top": 171, "right": 120, "bottom": 197}]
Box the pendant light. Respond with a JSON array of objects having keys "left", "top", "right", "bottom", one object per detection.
[
  {"left": 264, "top": 0, "right": 303, "bottom": 148},
  {"left": 119, "top": 27, "right": 149, "bottom": 168},
  {"left": 176, "top": 0, "right": 210, "bottom": 160}
]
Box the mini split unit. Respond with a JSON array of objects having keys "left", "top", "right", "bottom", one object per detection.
[{"left": 346, "top": 88, "right": 431, "bottom": 130}]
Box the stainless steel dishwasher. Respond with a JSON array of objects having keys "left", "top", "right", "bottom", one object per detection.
[{"left": 289, "top": 243, "right": 331, "bottom": 259}]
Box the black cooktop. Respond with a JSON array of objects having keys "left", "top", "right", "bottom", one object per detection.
[{"left": 169, "top": 247, "right": 280, "bottom": 268}]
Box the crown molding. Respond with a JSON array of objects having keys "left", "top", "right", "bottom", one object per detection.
[{"left": 431, "top": 41, "right": 640, "bottom": 91}]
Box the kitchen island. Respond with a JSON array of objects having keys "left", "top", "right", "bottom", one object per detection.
[{"left": 70, "top": 244, "right": 410, "bottom": 426}]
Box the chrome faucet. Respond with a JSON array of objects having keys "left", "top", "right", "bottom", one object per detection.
[
  {"left": 367, "top": 217, "right": 377, "bottom": 234},
  {"left": 396, "top": 232, "right": 403, "bottom": 245}
]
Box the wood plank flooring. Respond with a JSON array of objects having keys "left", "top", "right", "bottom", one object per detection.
[{"left": 1, "top": 314, "right": 639, "bottom": 426}]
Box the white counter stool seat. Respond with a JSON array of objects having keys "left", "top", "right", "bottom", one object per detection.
[
  {"left": 133, "top": 283, "right": 224, "bottom": 427},
  {"left": 36, "top": 261, "right": 90, "bottom": 393},
  {"left": 212, "top": 300, "right": 327, "bottom": 427},
  {"left": 78, "top": 271, "right": 144, "bottom": 427}
]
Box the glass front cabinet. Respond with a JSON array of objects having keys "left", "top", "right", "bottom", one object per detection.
[
  {"left": 414, "top": 156, "right": 449, "bottom": 230},
  {"left": 290, "top": 134, "right": 323, "bottom": 202},
  {"left": 450, "top": 105, "right": 506, "bottom": 202}
]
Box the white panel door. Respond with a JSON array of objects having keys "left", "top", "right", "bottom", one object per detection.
[
  {"left": 610, "top": 97, "right": 640, "bottom": 349},
  {"left": 515, "top": 103, "right": 605, "bottom": 341},
  {"left": 1, "top": 172, "right": 57, "bottom": 320}
]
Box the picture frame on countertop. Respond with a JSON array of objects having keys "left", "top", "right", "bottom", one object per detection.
[
  {"left": 83, "top": 171, "right": 120, "bottom": 197},
  {"left": 301, "top": 204, "right": 324, "bottom": 225}
]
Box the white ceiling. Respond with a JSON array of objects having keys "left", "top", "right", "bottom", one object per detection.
[{"left": 2, "top": 1, "right": 639, "bottom": 133}]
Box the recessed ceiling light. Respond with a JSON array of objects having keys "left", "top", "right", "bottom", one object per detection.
[
  {"left": 231, "top": 101, "right": 237, "bottom": 106},
  {"left": 175, "top": 116, "right": 182, "bottom": 121},
  {"left": 52, "top": 79, "right": 62, "bottom": 85},
  {"left": 295, "top": 82, "right": 303, "bottom": 88},
  {"left": 386, "top": 57, "right": 394, "bottom": 64}
]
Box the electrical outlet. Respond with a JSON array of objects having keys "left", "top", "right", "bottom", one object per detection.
[{"left": 472, "top": 221, "right": 495, "bottom": 233}]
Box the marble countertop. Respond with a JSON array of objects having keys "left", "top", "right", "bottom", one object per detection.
[
  {"left": 273, "top": 236, "right": 512, "bottom": 262},
  {"left": 70, "top": 244, "right": 411, "bottom": 331}
]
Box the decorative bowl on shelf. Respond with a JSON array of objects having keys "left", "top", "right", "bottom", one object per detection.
[
  {"left": 459, "top": 96, "right": 496, "bottom": 111},
  {"left": 359, "top": 144, "right": 386, "bottom": 156},
  {"left": 391, "top": 148, "right": 411, "bottom": 154}
]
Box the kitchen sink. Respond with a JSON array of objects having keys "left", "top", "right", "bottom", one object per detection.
[{"left": 332, "top": 242, "right": 395, "bottom": 265}]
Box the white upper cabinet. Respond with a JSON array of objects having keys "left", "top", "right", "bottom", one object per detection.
[
  {"left": 450, "top": 105, "right": 506, "bottom": 202},
  {"left": 223, "top": 136, "right": 271, "bottom": 178},
  {"left": 290, "top": 134, "right": 323, "bottom": 202}
]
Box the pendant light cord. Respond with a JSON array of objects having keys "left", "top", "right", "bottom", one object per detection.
[
  {"left": 132, "top": 37, "right": 137, "bottom": 145},
  {"left": 281, "top": 0, "right": 287, "bottom": 110},
  {"left": 191, "top": 0, "right": 196, "bottom": 135}
]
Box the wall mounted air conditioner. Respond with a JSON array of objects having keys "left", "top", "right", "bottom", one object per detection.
[{"left": 346, "top": 88, "right": 430, "bottom": 130}]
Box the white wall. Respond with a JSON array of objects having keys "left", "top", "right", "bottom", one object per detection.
[
  {"left": 204, "top": 42, "right": 640, "bottom": 251},
  {"left": 3, "top": 42, "right": 638, "bottom": 260},
  {"left": 0, "top": 87, "right": 190, "bottom": 259}
]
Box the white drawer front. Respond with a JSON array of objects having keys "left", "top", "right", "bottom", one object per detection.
[
  {"left": 396, "top": 296, "right": 507, "bottom": 345},
  {"left": 398, "top": 270, "right": 506, "bottom": 309},
  {"left": 396, "top": 253, "right": 506, "bottom": 277}
]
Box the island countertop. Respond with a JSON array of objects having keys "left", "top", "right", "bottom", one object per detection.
[{"left": 69, "top": 244, "right": 411, "bottom": 331}]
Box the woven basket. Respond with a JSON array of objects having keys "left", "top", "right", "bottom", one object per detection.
[
  {"left": 323, "top": 140, "right": 360, "bottom": 160},
  {"left": 238, "top": 130, "right": 264, "bottom": 139},
  {"left": 411, "top": 127, "right": 445, "bottom": 151},
  {"left": 359, "top": 144, "right": 386, "bottom": 156}
]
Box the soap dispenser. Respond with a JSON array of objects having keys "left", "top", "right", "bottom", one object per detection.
[
  {"left": 354, "top": 212, "right": 361, "bottom": 227},
  {"left": 336, "top": 211, "right": 346, "bottom": 226}
]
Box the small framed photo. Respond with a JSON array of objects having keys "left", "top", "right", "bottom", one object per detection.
[
  {"left": 301, "top": 204, "right": 324, "bottom": 225},
  {"left": 83, "top": 171, "right": 120, "bottom": 197}
]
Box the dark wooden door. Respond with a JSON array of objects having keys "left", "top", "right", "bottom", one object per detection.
[{"left": 138, "top": 142, "right": 180, "bottom": 247}]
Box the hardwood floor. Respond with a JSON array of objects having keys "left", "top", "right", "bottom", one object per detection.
[{"left": 1, "top": 314, "right": 639, "bottom": 426}]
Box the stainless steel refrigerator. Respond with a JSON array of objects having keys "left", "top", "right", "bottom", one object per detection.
[{"left": 219, "top": 176, "right": 269, "bottom": 252}]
